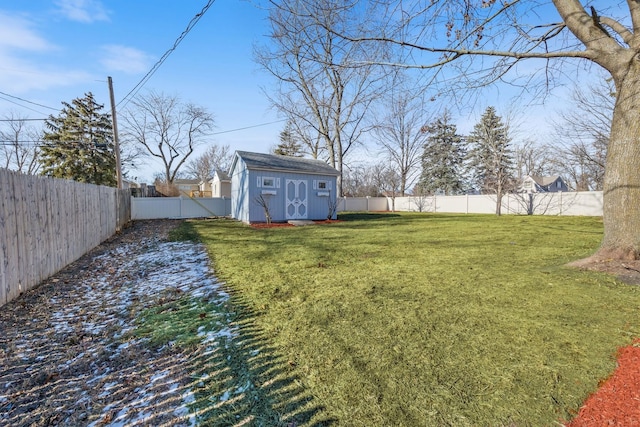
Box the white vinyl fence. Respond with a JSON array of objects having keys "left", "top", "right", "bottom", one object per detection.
[
  {"left": 338, "top": 191, "right": 603, "bottom": 216},
  {"left": 1, "top": 169, "right": 131, "bottom": 307},
  {"left": 131, "top": 197, "right": 231, "bottom": 220}
]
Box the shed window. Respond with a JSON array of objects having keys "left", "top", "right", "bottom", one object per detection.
[
  {"left": 262, "top": 177, "right": 276, "bottom": 188},
  {"left": 314, "top": 180, "right": 330, "bottom": 190}
]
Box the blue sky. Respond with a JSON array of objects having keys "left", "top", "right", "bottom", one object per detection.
[
  {"left": 0, "top": 0, "right": 282, "bottom": 182},
  {"left": 0, "top": 0, "right": 614, "bottom": 183}
]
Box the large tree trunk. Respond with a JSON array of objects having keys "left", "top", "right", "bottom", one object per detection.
[{"left": 597, "top": 65, "right": 640, "bottom": 260}]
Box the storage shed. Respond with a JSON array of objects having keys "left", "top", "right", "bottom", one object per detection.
[{"left": 230, "top": 151, "right": 340, "bottom": 223}]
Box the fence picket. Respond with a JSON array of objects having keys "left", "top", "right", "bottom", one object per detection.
[
  {"left": 0, "top": 169, "right": 131, "bottom": 307},
  {"left": 0, "top": 170, "right": 10, "bottom": 306}
]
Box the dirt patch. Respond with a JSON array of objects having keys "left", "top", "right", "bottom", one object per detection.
[
  {"left": 568, "top": 257, "right": 640, "bottom": 285},
  {"left": 0, "top": 220, "right": 221, "bottom": 426}
]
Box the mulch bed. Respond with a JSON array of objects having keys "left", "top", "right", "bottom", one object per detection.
[
  {"left": 564, "top": 339, "right": 640, "bottom": 426},
  {"left": 250, "top": 219, "right": 342, "bottom": 229}
]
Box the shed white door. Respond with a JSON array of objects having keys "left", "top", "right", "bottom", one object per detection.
[{"left": 286, "top": 179, "right": 308, "bottom": 219}]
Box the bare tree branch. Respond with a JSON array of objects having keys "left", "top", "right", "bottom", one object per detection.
[{"left": 121, "top": 92, "right": 214, "bottom": 183}]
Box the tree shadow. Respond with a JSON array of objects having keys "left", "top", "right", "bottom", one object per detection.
[
  {"left": 180, "top": 298, "right": 336, "bottom": 426},
  {"left": 338, "top": 212, "right": 401, "bottom": 221},
  {"left": 0, "top": 223, "right": 335, "bottom": 427}
]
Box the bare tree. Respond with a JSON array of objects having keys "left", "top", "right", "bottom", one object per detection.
[
  {"left": 0, "top": 112, "right": 41, "bottom": 174},
  {"left": 552, "top": 76, "right": 614, "bottom": 191},
  {"left": 514, "top": 139, "right": 555, "bottom": 182},
  {"left": 372, "top": 162, "right": 402, "bottom": 211},
  {"left": 184, "top": 144, "right": 233, "bottom": 183},
  {"left": 342, "top": 163, "right": 379, "bottom": 197},
  {"left": 256, "top": 0, "right": 383, "bottom": 195},
  {"left": 288, "top": 119, "right": 325, "bottom": 159},
  {"left": 371, "top": 72, "right": 429, "bottom": 196},
  {"left": 410, "top": 186, "right": 434, "bottom": 212},
  {"left": 332, "top": 1, "right": 640, "bottom": 261},
  {"left": 326, "top": 192, "right": 340, "bottom": 219},
  {"left": 122, "top": 91, "right": 214, "bottom": 184},
  {"left": 254, "top": 194, "right": 273, "bottom": 224}
]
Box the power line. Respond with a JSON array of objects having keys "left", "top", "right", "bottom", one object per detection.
[
  {"left": 1, "top": 119, "right": 285, "bottom": 136},
  {"left": 117, "top": 0, "right": 216, "bottom": 109},
  {"left": 0, "top": 118, "right": 48, "bottom": 122},
  {"left": 0, "top": 91, "right": 58, "bottom": 111},
  {"left": 212, "top": 119, "right": 286, "bottom": 135},
  {"left": 0, "top": 95, "right": 49, "bottom": 115}
]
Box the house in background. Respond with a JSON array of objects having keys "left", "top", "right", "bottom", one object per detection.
[
  {"left": 198, "top": 179, "right": 213, "bottom": 197},
  {"left": 230, "top": 151, "right": 340, "bottom": 223},
  {"left": 173, "top": 178, "right": 200, "bottom": 196},
  {"left": 521, "top": 175, "right": 569, "bottom": 193},
  {"left": 210, "top": 170, "right": 231, "bottom": 198}
]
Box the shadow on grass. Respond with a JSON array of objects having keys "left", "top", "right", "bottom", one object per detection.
[
  {"left": 180, "top": 297, "right": 336, "bottom": 426},
  {"left": 0, "top": 221, "right": 334, "bottom": 427},
  {"left": 338, "top": 212, "right": 402, "bottom": 221}
]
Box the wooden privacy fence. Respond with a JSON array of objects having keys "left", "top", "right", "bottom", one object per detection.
[{"left": 0, "top": 169, "right": 131, "bottom": 307}]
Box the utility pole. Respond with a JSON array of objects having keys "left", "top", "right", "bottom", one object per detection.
[{"left": 107, "top": 76, "right": 123, "bottom": 189}]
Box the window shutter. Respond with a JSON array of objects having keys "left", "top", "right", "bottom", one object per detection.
[
  {"left": 313, "top": 180, "right": 317, "bottom": 190},
  {"left": 276, "top": 178, "right": 281, "bottom": 188},
  {"left": 257, "top": 176, "right": 262, "bottom": 187}
]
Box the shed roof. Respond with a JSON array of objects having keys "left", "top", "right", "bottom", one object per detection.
[{"left": 233, "top": 151, "right": 339, "bottom": 176}]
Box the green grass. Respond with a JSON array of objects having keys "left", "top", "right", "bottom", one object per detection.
[{"left": 181, "top": 213, "right": 639, "bottom": 426}]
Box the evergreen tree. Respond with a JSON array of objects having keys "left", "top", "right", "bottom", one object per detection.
[
  {"left": 40, "top": 93, "right": 116, "bottom": 186},
  {"left": 466, "top": 106, "right": 515, "bottom": 215},
  {"left": 418, "top": 112, "right": 466, "bottom": 195},
  {"left": 273, "top": 121, "right": 303, "bottom": 157}
]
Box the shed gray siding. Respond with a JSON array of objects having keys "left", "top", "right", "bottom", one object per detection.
[
  {"left": 250, "top": 171, "right": 337, "bottom": 222},
  {"left": 231, "top": 157, "right": 251, "bottom": 223},
  {"left": 230, "top": 151, "right": 339, "bottom": 223}
]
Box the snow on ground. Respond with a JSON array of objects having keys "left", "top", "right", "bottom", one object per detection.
[{"left": 0, "top": 221, "right": 235, "bottom": 427}]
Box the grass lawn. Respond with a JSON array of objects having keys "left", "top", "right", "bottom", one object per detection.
[{"left": 180, "top": 212, "right": 639, "bottom": 426}]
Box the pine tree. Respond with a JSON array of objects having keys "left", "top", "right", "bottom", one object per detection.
[
  {"left": 39, "top": 93, "right": 116, "bottom": 186},
  {"left": 418, "top": 112, "right": 466, "bottom": 195},
  {"left": 466, "top": 106, "right": 515, "bottom": 215},
  {"left": 273, "top": 121, "right": 303, "bottom": 157}
]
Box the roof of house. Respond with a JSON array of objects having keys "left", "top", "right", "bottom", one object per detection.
[
  {"left": 173, "top": 178, "right": 200, "bottom": 185},
  {"left": 529, "top": 175, "right": 562, "bottom": 186},
  {"left": 214, "top": 170, "right": 230, "bottom": 181},
  {"left": 232, "top": 151, "right": 340, "bottom": 176}
]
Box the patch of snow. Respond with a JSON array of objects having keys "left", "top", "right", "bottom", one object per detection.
[
  {"left": 235, "top": 380, "right": 252, "bottom": 395},
  {"left": 7, "top": 233, "right": 240, "bottom": 426},
  {"left": 98, "top": 381, "right": 119, "bottom": 398},
  {"left": 199, "top": 326, "right": 237, "bottom": 345},
  {"left": 219, "top": 389, "right": 232, "bottom": 402},
  {"left": 150, "top": 371, "right": 168, "bottom": 383}
]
